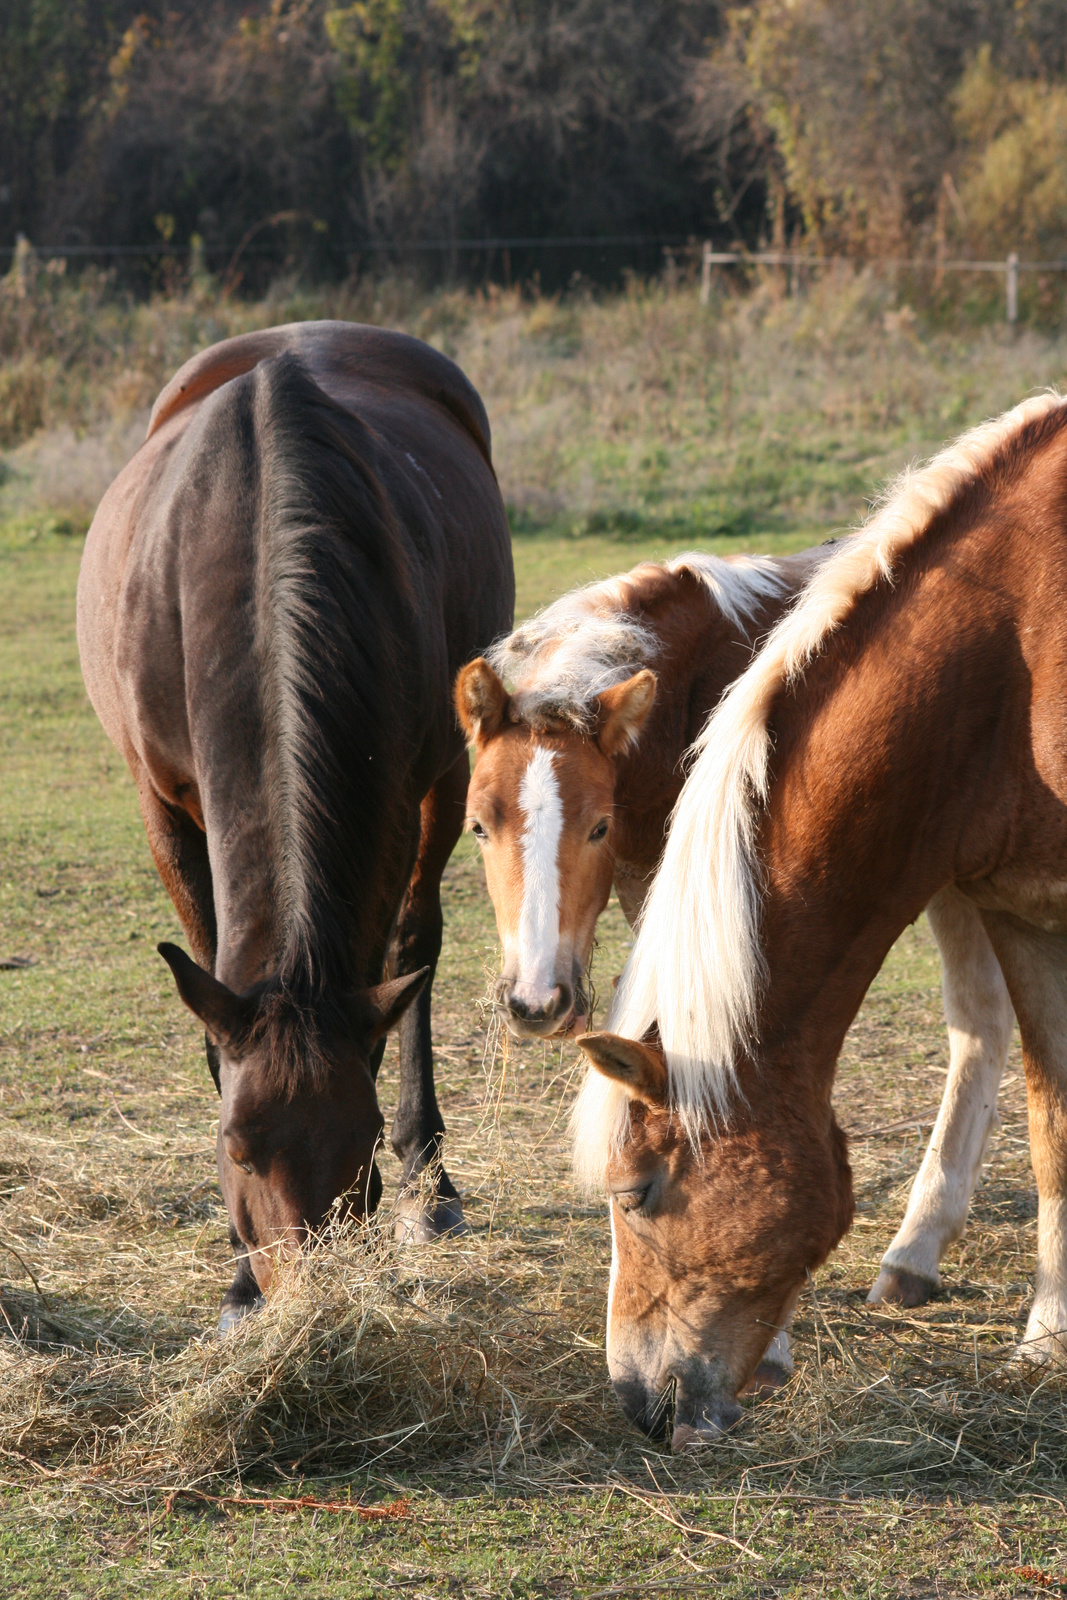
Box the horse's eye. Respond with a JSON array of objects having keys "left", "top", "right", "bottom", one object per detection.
[
  {"left": 613, "top": 1184, "right": 652, "bottom": 1214},
  {"left": 469, "top": 819, "right": 487, "bottom": 841},
  {"left": 589, "top": 819, "right": 609, "bottom": 843}
]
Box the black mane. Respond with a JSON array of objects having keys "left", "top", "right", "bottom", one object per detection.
[{"left": 250, "top": 352, "right": 415, "bottom": 1038}]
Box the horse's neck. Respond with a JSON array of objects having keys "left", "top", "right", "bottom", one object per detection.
[
  {"left": 205, "top": 696, "right": 411, "bottom": 998},
  {"left": 754, "top": 527, "right": 1031, "bottom": 1088},
  {"left": 211, "top": 787, "right": 404, "bottom": 997},
  {"left": 610, "top": 562, "right": 806, "bottom": 877}
]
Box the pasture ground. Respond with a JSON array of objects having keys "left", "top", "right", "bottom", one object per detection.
[{"left": 2, "top": 279, "right": 1067, "bottom": 1594}]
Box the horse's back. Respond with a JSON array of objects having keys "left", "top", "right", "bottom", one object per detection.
[{"left": 80, "top": 324, "right": 511, "bottom": 812}]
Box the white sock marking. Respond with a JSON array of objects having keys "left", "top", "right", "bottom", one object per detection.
[{"left": 517, "top": 747, "right": 563, "bottom": 994}]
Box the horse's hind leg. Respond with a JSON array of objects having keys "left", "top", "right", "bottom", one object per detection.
[
  {"left": 869, "top": 886, "right": 1013, "bottom": 1307},
  {"left": 979, "top": 914, "right": 1067, "bottom": 1365},
  {"left": 137, "top": 773, "right": 262, "bottom": 1327},
  {"left": 390, "top": 751, "right": 470, "bottom": 1243}
]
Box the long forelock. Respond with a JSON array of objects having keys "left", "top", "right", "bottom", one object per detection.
[
  {"left": 573, "top": 388, "right": 1067, "bottom": 1185},
  {"left": 488, "top": 551, "right": 790, "bottom": 731}
]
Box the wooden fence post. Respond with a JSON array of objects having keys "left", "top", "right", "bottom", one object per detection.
[
  {"left": 701, "top": 241, "right": 712, "bottom": 307},
  {"left": 1006, "top": 251, "right": 1019, "bottom": 326}
]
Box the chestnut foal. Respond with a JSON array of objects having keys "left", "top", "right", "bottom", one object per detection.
[
  {"left": 572, "top": 392, "right": 1067, "bottom": 1448},
  {"left": 457, "top": 547, "right": 1016, "bottom": 1390}
]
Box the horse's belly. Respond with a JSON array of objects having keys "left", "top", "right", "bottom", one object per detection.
[{"left": 963, "top": 871, "right": 1067, "bottom": 934}]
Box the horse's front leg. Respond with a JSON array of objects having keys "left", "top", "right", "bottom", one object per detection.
[
  {"left": 137, "top": 771, "right": 265, "bottom": 1329},
  {"left": 868, "top": 884, "right": 1014, "bottom": 1307},
  {"left": 390, "top": 751, "right": 470, "bottom": 1243}
]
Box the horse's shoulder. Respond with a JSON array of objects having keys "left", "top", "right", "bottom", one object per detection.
[{"left": 147, "top": 322, "right": 493, "bottom": 464}]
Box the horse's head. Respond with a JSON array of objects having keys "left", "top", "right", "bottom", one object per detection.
[
  {"left": 159, "top": 943, "right": 426, "bottom": 1292},
  {"left": 575, "top": 1031, "right": 854, "bottom": 1451},
  {"left": 455, "top": 657, "right": 656, "bottom": 1040}
]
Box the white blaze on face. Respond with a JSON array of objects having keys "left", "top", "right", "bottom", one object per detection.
[{"left": 516, "top": 746, "right": 563, "bottom": 995}]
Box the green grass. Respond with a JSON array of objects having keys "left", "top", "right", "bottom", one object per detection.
[{"left": 2, "top": 288, "right": 1067, "bottom": 1594}]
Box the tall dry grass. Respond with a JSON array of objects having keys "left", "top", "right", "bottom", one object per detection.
[{"left": 4, "top": 258, "right": 1067, "bottom": 545}]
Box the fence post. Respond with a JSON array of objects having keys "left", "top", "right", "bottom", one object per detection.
[
  {"left": 701, "top": 241, "right": 712, "bottom": 307},
  {"left": 1006, "top": 251, "right": 1019, "bottom": 326}
]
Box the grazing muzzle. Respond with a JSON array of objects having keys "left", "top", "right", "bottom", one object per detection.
[
  {"left": 576, "top": 1030, "right": 854, "bottom": 1452},
  {"left": 498, "top": 966, "right": 591, "bottom": 1039},
  {"left": 158, "top": 942, "right": 428, "bottom": 1292}
]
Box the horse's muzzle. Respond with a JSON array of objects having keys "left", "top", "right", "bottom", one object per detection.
[{"left": 503, "top": 980, "right": 575, "bottom": 1037}]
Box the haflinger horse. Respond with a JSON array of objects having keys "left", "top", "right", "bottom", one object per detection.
[
  {"left": 78, "top": 322, "right": 513, "bottom": 1329},
  {"left": 569, "top": 390, "right": 1067, "bottom": 1450},
  {"left": 456, "top": 547, "right": 1017, "bottom": 1387}
]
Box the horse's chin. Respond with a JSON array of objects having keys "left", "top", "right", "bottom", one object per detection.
[{"left": 504, "top": 1010, "right": 581, "bottom": 1042}]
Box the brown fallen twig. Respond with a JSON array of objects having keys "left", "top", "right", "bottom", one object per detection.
[
  {"left": 164, "top": 1488, "right": 411, "bottom": 1520},
  {"left": 611, "top": 1482, "right": 764, "bottom": 1563}
]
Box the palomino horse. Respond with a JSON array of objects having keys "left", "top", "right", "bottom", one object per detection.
[
  {"left": 456, "top": 549, "right": 1016, "bottom": 1383},
  {"left": 78, "top": 322, "right": 513, "bottom": 1328},
  {"left": 571, "top": 391, "right": 1067, "bottom": 1449}
]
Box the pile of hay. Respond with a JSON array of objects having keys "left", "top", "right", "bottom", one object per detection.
[{"left": 0, "top": 1205, "right": 619, "bottom": 1487}]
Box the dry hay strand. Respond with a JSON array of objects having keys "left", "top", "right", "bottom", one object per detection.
[
  {"left": 0, "top": 1198, "right": 618, "bottom": 1489},
  {"left": 676, "top": 1293, "right": 1067, "bottom": 1499}
]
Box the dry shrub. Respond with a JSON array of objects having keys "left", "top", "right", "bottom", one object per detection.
[{"left": 0, "top": 361, "right": 45, "bottom": 448}]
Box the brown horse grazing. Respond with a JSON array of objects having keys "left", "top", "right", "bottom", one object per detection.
[
  {"left": 456, "top": 549, "right": 1018, "bottom": 1384},
  {"left": 78, "top": 322, "right": 514, "bottom": 1329},
  {"left": 571, "top": 391, "right": 1067, "bottom": 1449}
]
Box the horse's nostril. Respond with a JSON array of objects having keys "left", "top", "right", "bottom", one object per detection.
[
  {"left": 613, "top": 1376, "right": 675, "bottom": 1440},
  {"left": 505, "top": 985, "right": 570, "bottom": 1023}
]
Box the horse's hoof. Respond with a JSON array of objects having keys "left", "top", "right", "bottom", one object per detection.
[
  {"left": 393, "top": 1191, "right": 469, "bottom": 1244},
  {"left": 217, "top": 1297, "right": 263, "bottom": 1336},
  {"left": 867, "top": 1268, "right": 938, "bottom": 1308}
]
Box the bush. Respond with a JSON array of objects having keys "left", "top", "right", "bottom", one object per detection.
[{"left": 0, "top": 360, "right": 45, "bottom": 447}]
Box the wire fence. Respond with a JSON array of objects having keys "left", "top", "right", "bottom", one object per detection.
[
  {"left": 698, "top": 245, "right": 1067, "bottom": 323},
  {"left": 3, "top": 229, "right": 1066, "bottom": 320}
]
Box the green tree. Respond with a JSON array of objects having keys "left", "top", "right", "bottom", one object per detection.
[{"left": 954, "top": 45, "right": 1067, "bottom": 258}]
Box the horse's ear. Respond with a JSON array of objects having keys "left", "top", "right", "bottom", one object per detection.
[
  {"left": 595, "top": 670, "right": 657, "bottom": 758},
  {"left": 455, "top": 658, "right": 509, "bottom": 744},
  {"left": 576, "top": 1031, "right": 668, "bottom": 1106},
  {"left": 358, "top": 967, "right": 430, "bottom": 1041},
  {"left": 158, "top": 943, "right": 254, "bottom": 1051}
]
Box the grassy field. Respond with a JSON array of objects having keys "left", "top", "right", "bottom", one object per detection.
[{"left": 2, "top": 281, "right": 1067, "bottom": 1595}]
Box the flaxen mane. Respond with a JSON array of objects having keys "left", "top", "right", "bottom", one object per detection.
[
  {"left": 487, "top": 551, "right": 789, "bottom": 730},
  {"left": 573, "top": 390, "right": 1067, "bottom": 1187}
]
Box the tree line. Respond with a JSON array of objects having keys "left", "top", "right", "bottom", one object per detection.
[{"left": 3, "top": 1, "right": 1066, "bottom": 287}]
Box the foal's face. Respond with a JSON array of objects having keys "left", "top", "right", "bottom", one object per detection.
[
  {"left": 455, "top": 658, "right": 657, "bottom": 1040},
  {"left": 578, "top": 1034, "right": 854, "bottom": 1450},
  {"left": 466, "top": 726, "right": 617, "bottom": 1037}
]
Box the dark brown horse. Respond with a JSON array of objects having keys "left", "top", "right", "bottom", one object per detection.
[{"left": 78, "top": 322, "right": 514, "bottom": 1329}]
